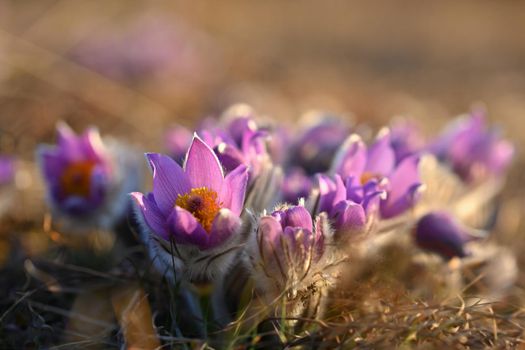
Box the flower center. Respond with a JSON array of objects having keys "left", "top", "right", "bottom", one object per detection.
[
  {"left": 60, "top": 161, "right": 97, "bottom": 197},
  {"left": 360, "top": 172, "right": 381, "bottom": 185},
  {"left": 176, "top": 187, "right": 222, "bottom": 233}
]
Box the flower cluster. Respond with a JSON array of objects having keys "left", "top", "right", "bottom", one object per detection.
[{"left": 32, "top": 106, "right": 514, "bottom": 319}]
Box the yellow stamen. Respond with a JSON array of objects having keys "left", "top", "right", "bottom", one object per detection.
[
  {"left": 176, "top": 187, "right": 222, "bottom": 233},
  {"left": 60, "top": 161, "right": 96, "bottom": 197}
]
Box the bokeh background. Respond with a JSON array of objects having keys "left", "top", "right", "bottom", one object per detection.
[{"left": 0, "top": 1, "right": 524, "bottom": 346}]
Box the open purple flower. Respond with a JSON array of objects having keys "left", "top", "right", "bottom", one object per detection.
[
  {"left": 132, "top": 135, "right": 249, "bottom": 251},
  {"left": 37, "top": 123, "right": 142, "bottom": 231},
  {"left": 0, "top": 156, "right": 14, "bottom": 185},
  {"left": 430, "top": 110, "right": 514, "bottom": 183},
  {"left": 332, "top": 130, "right": 423, "bottom": 219},
  {"left": 316, "top": 174, "right": 385, "bottom": 240},
  {"left": 414, "top": 211, "right": 479, "bottom": 259},
  {"left": 38, "top": 123, "right": 112, "bottom": 216}
]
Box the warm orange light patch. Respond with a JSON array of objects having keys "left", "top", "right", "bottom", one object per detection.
[
  {"left": 60, "top": 161, "right": 96, "bottom": 197},
  {"left": 360, "top": 172, "right": 381, "bottom": 185},
  {"left": 176, "top": 187, "right": 222, "bottom": 233}
]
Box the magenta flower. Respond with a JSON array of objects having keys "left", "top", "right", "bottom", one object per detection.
[
  {"left": 414, "top": 211, "right": 477, "bottom": 259},
  {"left": 430, "top": 111, "right": 514, "bottom": 183},
  {"left": 332, "top": 131, "right": 423, "bottom": 219},
  {"left": 0, "top": 156, "right": 14, "bottom": 185},
  {"left": 316, "top": 174, "right": 385, "bottom": 240},
  {"left": 201, "top": 115, "right": 268, "bottom": 179},
  {"left": 38, "top": 123, "right": 112, "bottom": 216},
  {"left": 132, "top": 135, "right": 249, "bottom": 250}
]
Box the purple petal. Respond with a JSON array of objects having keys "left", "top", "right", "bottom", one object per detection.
[
  {"left": 331, "top": 200, "right": 366, "bottom": 232},
  {"left": 365, "top": 129, "right": 395, "bottom": 175},
  {"left": 80, "top": 127, "right": 107, "bottom": 162},
  {"left": 284, "top": 206, "right": 313, "bottom": 231},
  {"left": 37, "top": 147, "right": 66, "bottom": 182},
  {"left": 316, "top": 174, "right": 337, "bottom": 214},
  {"left": 332, "top": 134, "right": 367, "bottom": 179},
  {"left": 146, "top": 153, "right": 191, "bottom": 215},
  {"left": 415, "top": 212, "right": 468, "bottom": 259},
  {"left": 219, "top": 164, "right": 248, "bottom": 216},
  {"left": 380, "top": 155, "right": 422, "bottom": 218},
  {"left": 56, "top": 122, "right": 83, "bottom": 160},
  {"left": 131, "top": 192, "right": 169, "bottom": 239},
  {"left": 214, "top": 143, "right": 245, "bottom": 173},
  {"left": 167, "top": 206, "right": 209, "bottom": 248},
  {"left": 208, "top": 208, "right": 241, "bottom": 248},
  {"left": 184, "top": 135, "right": 224, "bottom": 192},
  {"left": 259, "top": 215, "right": 284, "bottom": 246}
]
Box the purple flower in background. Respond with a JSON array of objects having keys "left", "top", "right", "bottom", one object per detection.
[
  {"left": 316, "top": 174, "right": 385, "bottom": 240},
  {"left": 0, "top": 156, "right": 14, "bottom": 185},
  {"left": 165, "top": 125, "right": 193, "bottom": 164},
  {"left": 390, "top": 120, "right": 425, "bottom": 163},
  {"left": 281, "top": 168, "right": 313, "bottom": 204},
  {"left": 414, "top": 211, "right": 479, "bottom": 259},
  {"left": 430, "top": 111, "right": 514, "bottom": 183},
  {"left": 289, "top": 117, "right": 351, "bottom": 175},
  {"left": 132, "top": 135, "right": 249, "bottom": 250},
  {"left": 200, "top": 115, "right": 269, "bottom": 179},
  {"left": 38, "top": 123, "right": 112, "bottom": 216},
  {"left": 332, "top": 130, "right": 423, "bottom": 219}
]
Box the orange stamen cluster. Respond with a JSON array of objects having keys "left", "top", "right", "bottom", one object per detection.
[
  {"left": 360, "top": 172, "right": 380, "bottom": 185},
  {"left": 60, "top": 161, "right": 97, "bottom": 197},
  {"left": 176, "top": 187, "right": 222, "bottom": 233}
]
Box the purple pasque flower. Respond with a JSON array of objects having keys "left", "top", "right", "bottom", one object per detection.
[
  {"left": 0, "top": 156, "right": 14, "bottom": 185},
  {"left": 430, "top": 110, "right": 514, "bottom": 183},
  {"left": 414, "top": 211, "right": 480, "bottom": 259},
  {"left": 252, "top": 205, "right": 327, "bottom": 290},
  {"left": 390, "top": 119, "right": 425, "bottom": 163},
  {"left": 331, "top": 130, "right": 423, "bottom": 219},
  {"left": 132, "top": 135, "right": 249, "bottom": 251},
  {"left": 200, "top": 115, "right": 269, "bottom": 180},
  {"left": 38, "top": 123, "right": 112, "bottom": 216},
  {"left": 316, "top": 173, "right": 385, "bottom": 241},
  {"left": 281, "top": 167, "right": 313, "bottom": 205},
  {"left": 289, "top": 116, "right": 351, "bottom": 175}
]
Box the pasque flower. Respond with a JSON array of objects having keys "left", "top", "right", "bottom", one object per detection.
[
  {"left": 316, "top": 173, "right": 385, "bottom": 241},
  {"left": 132, "top": 135, "right": 249, "bottom": 251},
  {"left": 332, "top": 130, "right": 423, "bottom": 219},
  {"left": 414, "top": 211, "right": 480, "bottom": 259},
  {"left": 247, "top": 204, "right": 333, "bottom": 295},
  {"left": 37, "top": 123, "right": 141, "bottom": 230},
  {"left": 430, "top": 110, "right": 514, "bottom": 183}
]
